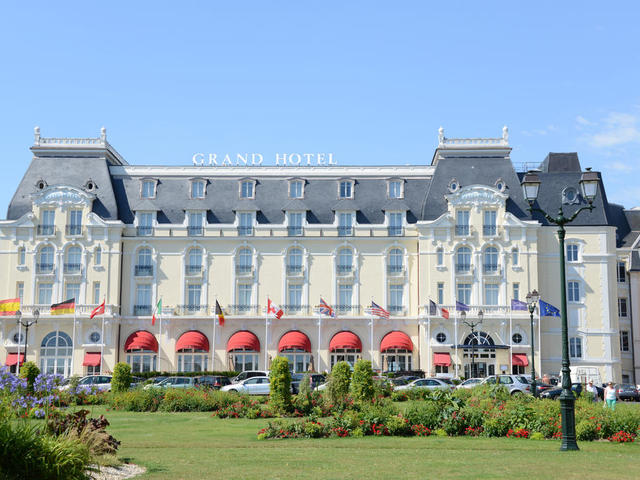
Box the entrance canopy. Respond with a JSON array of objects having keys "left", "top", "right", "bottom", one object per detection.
[
  {"left": 176, "top": 330, "right": 209, "bottom": 352},
  {"left": 380, "top": 331, "right": 413, "bottom": 352},
  {"left": 227, "top": 330, "right": 260, "bottom": 352},
  {"left": 433, "top": 352, "right": 451, "bottom": 367},
  {"left": 82, "top": 352, "right": 101, "bottom": 367},
  {"left": 278, "top": 331, "right": 311, "bottom": 352},
  {"left": 5, "top": 353, "right": 24, "bottom": 366},
  {"left": 124, "top": 331, "right": 158, "bottom": 352},
  {"left": 329, "top": 331, "right": 362, "bottom": 351},
  {"left": 512, "top": 353, "right": 529, "bottom": 367}
]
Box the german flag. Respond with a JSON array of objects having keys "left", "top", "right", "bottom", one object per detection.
[
  {"left": 0, "top": 298, "right": 20, "bottom": 316},
  {"left": 51, "top": 298, "right": 76, "bottom": 315}
]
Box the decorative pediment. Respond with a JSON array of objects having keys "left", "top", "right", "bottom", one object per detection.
[
  {"left": 32, "top": 185, "right": 95, "bottom": 208},
  {"left": 444, "top": 185, "right": 508, "bottom": 208}
]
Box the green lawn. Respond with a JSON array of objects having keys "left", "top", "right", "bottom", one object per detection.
[{"left": 87, "top": 406, "right": 640, "bottom": 480}]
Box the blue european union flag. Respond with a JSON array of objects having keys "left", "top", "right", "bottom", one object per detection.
[
  {"left": 455, "top": 300, "right": 470, "bottom": 312},
  {"left": 539, "top": 299, "right": 560, "bottom": 317}
]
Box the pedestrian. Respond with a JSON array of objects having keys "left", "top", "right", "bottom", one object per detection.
[
  {"left": 604, "top": 381, "right": 618, "bottom": 410},
  {"left": 585, "top": 380, "right": 599, "bottom": 402}
]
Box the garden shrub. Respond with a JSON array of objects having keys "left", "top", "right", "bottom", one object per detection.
[
  {"left": 576, "top": 419, "right": 598, "bottom": 441},
  {"left": 483, "top": 415, "right": 509, "bottom": 437},
  {"left": 326, "top": 361, "right": 351, "bottom": 407},
  {"left": 385, "top": 414, "right": 412, "bottom": 436},
  {"left": 110, "top": 388, "right": 164, "bottom": 412},
  {"left": 19, "top": 361, "right": 40, "bottom": 392},
  {"left": 350, "top": 360, "right": 374, "bottom": 403},
  {"left": 269, "top": 356, "right": 292, "bottom": 412},
  {"left": 404, "top": 401, "right": 443, "bottom": 429},
  {"left": 111, "top": 362, "right": 132, "bottom": 393},
  {"left": 46, "top": 409, "right": 120, "bottom": 455}
]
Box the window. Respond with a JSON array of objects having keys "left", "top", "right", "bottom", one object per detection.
[
  {"left": 569, "top": 337, "right": 582, "bottom": 358},
  {"left": 127, "top": 351, "right": 157, "bottom": 373},
  {"left": 484, "top": 284, "right": 499, "bottom": 305},
  {"left": 455, "top": 210, "right": 470, "bottom": 236},
  {"left": 381, "top": 348, "right": 412, "bottom": 373},
  {"left": 65, "top": 283, "right": 80, "bottom": 302},
  {"left": 567, "top": 281, "right": 580, "bottom": 302},
  {"left": 188, "top": 212, "right": 204, "bottom": 236},
  {"left": 388, "top": 212, "right": 403, "bottom": 236},
  {"left": 287, "top": 284, "right": 303, "bottom": 313},
  {"left": 237, "top": 212, "right": 253, "bottom": 236},
  {"left": 141, "top": 180, "right": 156, "bottom": 198},
  {"left": 338, "top": 284, "right": 353, "bottom": 314},
  {"left": 388, "top": 180, "right": 403, "bottom": 199},
  {"left": 93, "top": 282, "right": 101, "bottom": 305},
  {"left": 566, "top": 244, "right": 579, "bottom": 262},
  {"left": 437, "top": 283, "right": 444, "bottom": 305},
  {"left": 338, "top": 212, "right": 354, "bottom": 236},
  {"left": 16, "top": 282, "right": 24, "bottom": 303},
  {"left": 281, "top": 348, "right": 312, "bottom": 373},
  {"left": 563, "top": 187, "right": 578, "bottom": 204},
  {"left": 289, "top": 180, "right": 303, "bottom": 199},
  {"left": 331, "top": 347, "right": 361, "bottom": 369},
  {"left": 94, "top": 246, "right": 102, "bottom": 266},
  {"left": 178, "top": 345, "right": 209, "bottom": 372},
  {"left": 513, "top": 283, "right": 520, "bottom": 301},
  {"left": 17, "top": 247, "right": 25, "bottom": 265},
  {"left": 89, "top": 331, "right": 101, "bottom": 343},
  {"left": 64, "top": 246, "right": 82, "bottom": 274},
  {"left": 483, "top": 211, "right": 497, "bottom": 236},
  {"left": 287, "top": 248, "right": 303, "bottom": 275},
  {"left": 337, "top": 248, "right": 353, "bottom": 274},
  {"left": 512, "top": 333, "right": 523, "bottom": 344},
  {"left": 388, "top": 284, "right": 403, "bottom": 314},
  {"left": 388, "top": 248, "right": 403, "bottom": 274},
  {"left": 187, "top": 248, "right": 203, "bottom": 275},
  {"left": 37, "top": 283, "right": 53, "bottom": 305},
  {"left": 455, "top": 247, "right": 471, "bottom": 273},
  {"left": 339, "top": 181, "right": 353, "bottom": 199},
  {"left": 236, "top": 248, "right": 252, "bottom": 274},
  {"left": 191, "top": 180, "right": 205, "bottom": 199},
  {"left": 240, "top": 181, "right": 254, "bottom": 199},
  {"left": 230, "top": 347, "right": 259, "bottom": 371},
  {"left": 618, "top": 298, "right": 628, "bottom": 317},
  {"left": 457, "top": 283, "right": 471, "bottom": 305},
  {"left": 483, "top": 247, "right": 498, "bottom": 273},
  {"left": 137, "top": 212, "right": 154, "bottom": 236},
  {"left": 186, "top": 284, "right": 202, "bottom": 313},
  {"left": 37, "top": 246, "right": 54, "bottom": 273},
  {"left": 436, "top": 332, "right": 447, "bottom": 343},
  {"left": 237, "top": 284, "right": 252, "bottom": 313},
  {"left": 40, "top": 331, "right": 73, "bottom": 377},
  {"left": 134, "top": 284, "right": 152, "bottom": 315},
  {"left": 617, "top": 262, "right": 626, "bottom": 283},
  {"left": 512, "top": 248, "right": 519, "bottom": 266},
  {"left": 68, "top": 210, "right": 82, "bottom": 235},
  {"left": 436, "top": 247, "right": 444, "bottom": 266},
  {"left": 135, "top": 248, "right": 153, "bottom": 276},
  {"left": 287, "top": 212, "right": 303, "bottom": 236},
  {"left": 620, "top": 331, "right": 630, "bottom": 352},
  {"left": 39, "top": 210, "right": 55, "bottom": 235}
]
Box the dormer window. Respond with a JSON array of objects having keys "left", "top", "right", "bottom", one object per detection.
[
  {"left": 388, "top": 180, "right": 403, "bottom": 199},
  {"left": 289, "top": 180, "right": 304, "bottom": 199},
  {"left": 191, "top": 180, "right": 206, "bottom": 199},
  {"left": 338, "top": 212, "right": 354, "bottom": 236},
  {"left": 339, "top": 180, "right": 354, "bottom": 199},
  {"left": 187, "top": 211, "right": 205, "bottom": 236},
  {"left": 136, "top": 212, "right": 155, "bottom": 236},
  {"left": 240, "top": 180, "right": 255, "bottom": 199},
  {"left": 141, "top": 180, "right": 156, "bottom": 199}
]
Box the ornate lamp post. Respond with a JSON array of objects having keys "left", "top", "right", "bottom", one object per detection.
[
  {"left": 526, "top": 290, "right": 540, "bottom": 398},
  {"left": 16, "top": 309, "right": 39, "bottom": 363},
  {"left": 521, "top": 168, "right": 599, "bottom": 451},
  {"left": 462, "top": 310, "right": 483, "bottom": 378}
]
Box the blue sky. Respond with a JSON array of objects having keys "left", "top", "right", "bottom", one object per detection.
[{"left": 1, "top": 1, "right": 639, "bottom": 211}]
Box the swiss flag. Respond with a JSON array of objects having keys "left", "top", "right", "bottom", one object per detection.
[
  {"left": 90, "top": 300, "right": 105, "bottom": 319},
  {"left": 441, "top": 307, "right": 449, "bottom": 320},
  {"left": 267, "top": 298, "right": 284, "bottom": 319}
]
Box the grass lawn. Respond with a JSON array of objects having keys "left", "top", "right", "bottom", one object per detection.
[{"left": 84, "top": 406, "right": 640, "bottom": 480}]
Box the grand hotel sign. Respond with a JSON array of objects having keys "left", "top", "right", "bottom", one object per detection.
[{"left": 192, "top": 152, "right": 336, "bottom": 166}]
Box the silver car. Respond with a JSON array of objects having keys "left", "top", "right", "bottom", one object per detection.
[
  {"left": 456, "top": 378, "right": 483, "bottom": 389},
  {"left": 144, "top": 376, "right": 196, "bottom": 390},
  {"left": 481, "top": 375, "right": 531, "bottom": 395},
  {"left": 221, "top": 376, "right": 271, "bottom": 395},
  {"left": 394, "top": 378, "right": 454, "bottom": 392}
]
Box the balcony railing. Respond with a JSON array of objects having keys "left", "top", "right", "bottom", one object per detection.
[
  {"left": 63, "top": 263, "right": 81, "bottom": 274},
  {"left": 187, "top": 226, "right": 204, "bottom": 236},
  {"left": 336, "top": 265, "right": 353, "bottom": 275},
  {"left": 137, "top": 226, "right": 153, "bottom": 236},
  {"left": 483, "top": 263, "right": 499, "bottom": 274},
  {"left": 36, "top": 263, "right": 54, "bottom": 274},
  {"left": 455, "top": 263, "right": 472, "bottom": 274},
  {"left": 65, "top": 225, "right": 83, "bottom": 236},
  {"left": 387, "top": 264, "right": 404, "bottom": 275},
  {"left": 483, "top": 225, "right": 497, "bottom": 236},
  {"left": 37, "top": 225, "right": 55, "bottom": 236},
  {"left": 185, "top": 265, "right": 202, "bottom": 275},
  {"left": 387, "top": 226, "right": 403, "bottom": 236},
  {"left": 135, "top": 265, "right": 153, "bottom": 276},
  {"left": 389, "top": 305, "right": 405, "bottom": 315},
  {"left": 235, "top": 264, "right": 253, "bottom": 275},
  {"left": 286, "top": 265, "right": 303, "bottom": 275},
  {"left": 133, "top": 305, "right": 152, "bottom": 315},
  {"left": 335, "top": 304, "right": 361, "bottom": 315},
  {"left": 455, "top": 225, "right": 470, "bottom": 236},
  {"left": 176, "top": 304, "right": 208, "bottom": 315},
  {"left": 227, "top": 304, "right": 260, "bottom": 315},
  {"left": 338, "top": 226, "right": 353, "bottom": 236},
  {"left": 287, "top": 226, "right": 303, "bottom": 236},
  {"left": 282, "top": 304, "right": 310, "bottom": 315},
  {"left": 237, "top": 226, "right": 253, "bottom": 236}
]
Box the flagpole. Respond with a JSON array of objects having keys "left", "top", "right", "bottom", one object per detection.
[
  {"left": 100, "top": 307, "right": 105, "bottom": 375},
  {"left": 16, "top": 319, "right": 22, "bottom": 373},
  {"left": 316, "top": 311, "right": 321, "bottom": 373},
  {"left": 159, "top": 310, "right": 162, "bottom": 373},
  {"left": 264, "top": 296, "right": 269, "bottom": 369},
  {"left": 72, "top": 309, "right": 77, "bottom": 377},
  {"left": 454, "top": 312, "right": 458, "bottom": 378},
  {"left": 211, "top": 300, "right": 217, "bottom": 372},
  {"left": 426, "top": 303, "right": 431, "bottom": 377},
  {"left": 537, "top": 305, "right": 541, "bottom": 380},
  {"left": 509, "top": 305, "right": 513, "bottom": 375}
]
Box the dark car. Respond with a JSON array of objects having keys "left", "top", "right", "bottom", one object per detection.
[
  {"left": 531, "top": 382, "right": 554, "bottom": 395},
  {"left": 291, "top": 373, "right": 326, "bottom": 394},
  {"left": 195, "top": 375, "right": 232, "bottom": 390},
  {"left": 540, "top": 383, "right": 583, "bottom": 400},
  {"left": 615, "top": 384, "right": 640, "bottom": 402},
  {"left": 391, "top": 375, "right": 421, "bottom": 386}
]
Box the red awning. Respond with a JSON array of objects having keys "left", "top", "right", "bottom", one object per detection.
[
  {"left": 5, "top": 353, "right": 24, "bottom": 366},
  {"left": 124, "top": 331, "right": 158, "bottom": 352},
  {"left": 512, "top": 353, "right": 529, "bottom": 366},
  {"left": 82, "top": 352, "right": 101, "bottom": 367},
  {"left": 433, "top": 352, "right": 451, "bottom": 367},
  {"left": 278, "top": 331, "right": 311, "bottom": 352},
  {"left": 176, "top": 330, "right": 210, "bottom": 352},
  {"left": 380, "top": 331, "right": 413, "bottom": 352},
  {"left": 227, "top": 331, "right": 260, "bottom": 352},
  {"left": 329, "top": 331, "right": 362, "bottom": 352}
]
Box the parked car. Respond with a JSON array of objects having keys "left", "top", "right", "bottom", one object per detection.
[
  {"left": 194, "top": 375, "right": 232, "bottom": 390},
  {"left": 481, "top": 375, "right": 531, "bottom": 395},
  {"left": 394, "top": 378, "right": 453, "bottom": 392},
  {"left": 221, "top": 376, "right": 271, "bottom": 395},
  {"left": 390, "top": 375, "right": 421, "bottom": 386},
  {"left": 144, "top": 376, "right": 196, "bottom": 390},
  {"left": 539, "top": 383, "right": 583, "bottom": 400},
  {"left": 456, "top": 378, "right": 483, "bottom": 389},
  {"left": 147, "top": 376, "right": 168, "bottom": 385},
  {"left": 129, "top": 376, "right": 144, "bottom": 389},
  {"left": 615, "top": 384, "right": 640, "bottom": 401},
  {"left": 531, "top": 382, "right": 555, "bottom": 396},
  {"left": 231, "top": 371, "right": 269, "bottom": 383},
  {"left": 59, "top": 375, "right": 112, "bottom": 392},
  {"left": 290, "top": 373, "right": 326, "bottom": 394}
]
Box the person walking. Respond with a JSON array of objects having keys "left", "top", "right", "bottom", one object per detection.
[
  {"left": 586, "top": 380, "right": 599, "bottom": 402},
  {"left": 604, "top": 382, "right": 618, "bottom": 410}
]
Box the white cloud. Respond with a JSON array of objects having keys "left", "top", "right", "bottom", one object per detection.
[
  {"left": 576, "top": 115, "right": 595, "bottom": 127},
  {"left": 588, "top": 112, "right": 640, "bottom": 147},
  {"left": 607, "top": 161, "right": 634, "bottom": 173}
]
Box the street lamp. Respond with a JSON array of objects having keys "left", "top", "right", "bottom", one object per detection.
[
  {"left": 462, "top": 310, "right": 483, "bottom": 378},
  {"left": 526, "top": 290, "right": 540, "bottom": 398},
  {"left": 521, "top": 167, "right": 599, "bottom": 451},
  {"left": 16, "top": 309, "right": 39, "bottom": 363}
]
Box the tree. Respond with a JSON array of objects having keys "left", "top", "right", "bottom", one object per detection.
[
  {"left": 111, "top": 363, "right": 132, "bottom": 393},
  {"left": 326, "top": 361, "right": 351, "bottom": 406},
  {"left": 269, "top": 356, "right": 292, "bottom": 412},
  {"left": 350, "top": 359, "right": 375, "bottom": 403},
  {"left": 19, "top": 361, "right": 40, "bottom": 392}
]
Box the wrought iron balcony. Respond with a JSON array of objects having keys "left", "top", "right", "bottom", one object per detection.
[
  {"left": 36, "top": 263, "right": 54, "bottom": 274},
  {"left": 176, "top": 304, "right": 208, "bottom": 315},
  {"left": 287, "top": 226, "right": 303, "bottom": 236},
  {"left": 338, "top": 226, "right": 353, "bottom": 236},
  {"left": 455, "top": 263, "right": 472, "bottom": 274},
  {"left": 133, "top": 305, "right": 152, "bottom": 315},
  {"left": 387, "top": 264, "right": 404, "bottom": 275},
  {"left": 286, "top": 265, "right": 303, "bottom": 276},
  {"left": 483, "top": 225, "right": 497, "bottom": 236},
  {"left": 483, "top": 263, "right": 499, "bottom": 274},
  {"left": 235, "top": 264, "right": 253, "bottom": 275},
  {"left": 282, "top": 304, "right": 310, "bottom": 315},
  {"left": 37, "top": 225, "right": 55, "bottom": 236},
  {"left": 455, "top": 225, "right": 470, "bottom": 236},
  {"left": 185, "top": 264, "right": 202, "bottom": 275},
  {"left": 389, "top": 305, "right": 405, "bottom": 315},
  {"left": 63, "top": 263, "right": 81, "bottom": 274},
  {"left": 237, "top": 226, "right": 253, "bottom": 236},
  {"left": 187, "top": 226, "right": 204, "bottom": 236},
  {"left": 65, "top": 225, "right": 83, "bottom": 236},
  {"left": 387, "top": 226, "right": 403, "bottom": 236},
  {"left": 335, "top": 304, "right": 361, "bottom": 315},
  {"left": 227, "top": 304, "right": 259, "bottom": 315},
  {"left": 336, "top": 265, "right": 353, "bottom": 275},
  {"left": 135, "top": 265, "right": 153, "bottom": 276},
  {"left": 136, "top": 226, "right": 153, "bottom": 236}
]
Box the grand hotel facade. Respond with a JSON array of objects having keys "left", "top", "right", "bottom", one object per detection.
[{"left": 1, "top": 127, "right": 639, "bottom": 384}]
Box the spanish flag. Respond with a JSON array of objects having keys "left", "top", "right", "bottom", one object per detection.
[
  {"left": 51, "top": 298, "right": 76, "bottom": 315},
  {"left": 0, "top": 298, "right": 20, "bottom": 316}
]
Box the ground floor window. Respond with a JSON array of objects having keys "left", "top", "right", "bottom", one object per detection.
[
  {"left": 463, "top": 362, "right": 495, "bottom": 378},
  {"left": 435, "top": 365, "right": 449, "bottom": 374},
  {"left": 177, "top": 349, "right": 209, "bottom": 372},
  {"left": 230, "top": 351, "right": 259, "bottom": 371},
  {"left": 330, "top": 348, "right": 361, "bottom": 369},
  {"left": 382, "top": 349, "right": 412, "bottom": 372},
  {"left": 86, "top": 365, "right": 101, "bottom": 376},
  {"left": 126, "top": 351, "right": 157, "bottom": 373},
  {"left": 512, "top": 365, "right": 525, "bottom": 375},
  {"left": 40, "top": 331, "right": 73, "bottom": 377},
  {"left": 281, "top": 349, "right": 312, "bottom": 373}
]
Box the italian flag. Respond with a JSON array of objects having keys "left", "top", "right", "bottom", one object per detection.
[{"left": 152, "top": 298, "right": 162, "bottom": 326}]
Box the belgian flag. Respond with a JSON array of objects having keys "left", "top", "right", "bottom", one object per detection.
[
  {"left": 0, "top": 298, "right": 20, "bottom": 316},
  {"left": 51, "top": 298, "right": 76, "bottom": 315}
]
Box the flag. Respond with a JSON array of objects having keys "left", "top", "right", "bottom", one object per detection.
[
  {"left": 90, "top": 300, "right": 105, "bottom": 319},
  {"left": 152, "top": 298, "right": 162, "bottom": 326},
  {"left": 267, "top": 298, "right": 283, "bottom": 319},
  {"left": 429, "top": 300, "right": 437, "bottom": 316},
  {"left": 368, "top": 301, "right": 390, "bottom": 319},
  {"left": 0, "top": 298, "right": 20, "bottom": 316},
  {"left": 539, "top": 299, "right": 560, "bottom": 317},
  {"left": 456, "top": 300, "right": 470, "bottom": 312},
  {"left": 51, "top": 298, "right": 75, "bottom": 315},
  {"left": 318, "top": 298, "right": 336, "bottom": 318},
  {"left": 441, "top": 307, "right": 450, "bottom": 320},
  {"left": 215, "top": 300, "right": 225, "bottom": 326},
  {"left": 511, "top": 299, "right": 528, "bottom": 311}
]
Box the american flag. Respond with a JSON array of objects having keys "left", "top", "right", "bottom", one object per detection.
[
  {"left": 318, "top": 298, "right": 336, "bottom": 318},
  {"left": 368, "top": 301, "right": 390, "bottom": 319}
]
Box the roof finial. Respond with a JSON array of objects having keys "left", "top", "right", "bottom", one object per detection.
[
  {"left": 100, "top": 127, "right": 106, "bottom": 142},
  {"left": 34, "top": 126, "right": 40, "bottom": 144},
  {"left": 438, "top": 126, "right": 445, "bottom": 146},
  {"left": 502, "top": 125, "right": 509, "bottom": 144}
]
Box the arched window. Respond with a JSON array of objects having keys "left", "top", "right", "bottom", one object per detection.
[
  {"left": 135, "top": 248, "right": 153, "bottom": 276},
  {"left": 176, "top": 331, "right": 209, "bottom": 372},
  {"left": 569, "top": 337, "right": 582, "bottom": 358},
  {"left": 337, "top": 247, "right": 353, "bottom": 274},
  {"left": 279, "top": 331, "right": 312, "bottom": 373},
  {"left": 65, "top": 246, "right": 82, "bottom": 274},
  {"left": 380, "top": 331, "right": 413, "bottom": 373},
  {"left": 40, "top": 331, "right": 73, "bottom": 377},
  {"left": 329, "top": 331, "right": 362, "bottom": 369},
  {"left": 483, "top": 247, "right": 498, "bottom": 273},
  {"left": 236, "top": 247, "right": 252, "bottom": 274},
  {"left": 37, "top": 245, "right": 54, "bottom": 273},
  {"left": 387, "top": 248, "right": 403, "bottom": 274},
  {"left": 186, "top": 247, "right": 203, "bottom": 274},
  {"left": 125, "top": 331, "right": 158, "bottom": 373},
  {"left": 455, "top": 247, "right": 471, "bottom": 273},
  {"left": 463, "top": 331, "right": 494, "bottom": 347},
  {"left": 227, "top": 330, "right": 260, "bottom": 371},
  {"left": 287, "top": 247, "right": 303, "bottom": 275}
]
